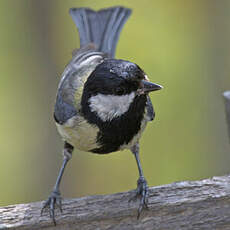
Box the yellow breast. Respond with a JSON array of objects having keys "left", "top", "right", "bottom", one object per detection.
[{"left": 56, "top": 115, "right": 100, "bottom": 152}]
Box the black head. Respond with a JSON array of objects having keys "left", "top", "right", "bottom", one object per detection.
[
  {"left": 82, "top": 59, "right": 142, "bottom": 96},
  {"left": 82, "top": 59, "right": 162, "bottom": 97}
]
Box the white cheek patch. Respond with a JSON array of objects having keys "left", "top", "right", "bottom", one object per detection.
[{"left": 89, "top": 92, "right": 135, "bottom": 122}]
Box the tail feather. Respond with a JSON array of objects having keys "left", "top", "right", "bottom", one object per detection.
[{"left": 69, "top": 7, "right": 132, "bottom": 58}]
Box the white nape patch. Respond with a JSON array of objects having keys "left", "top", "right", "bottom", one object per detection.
[
  {"left": 144, "top": 74, "right": 149, "bottom": 81},
  {"left": 89, "top": 92, "right": 135, "bottom": 122}
]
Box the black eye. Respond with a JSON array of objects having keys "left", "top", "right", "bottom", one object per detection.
[
  {"left": 115, "top": 87, "right": 124, "bottom": 95},
  {"left": 138, "top": 74, "right": 144, "bottom": 80}
]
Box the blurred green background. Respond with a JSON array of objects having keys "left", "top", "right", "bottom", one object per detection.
[{"left": 0, "top": 0, "right": 230, "bottom": 206}]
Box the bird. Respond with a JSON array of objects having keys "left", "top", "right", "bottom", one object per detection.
[{"left": 41, "top": 6, "right": 163, "bottom": 224}]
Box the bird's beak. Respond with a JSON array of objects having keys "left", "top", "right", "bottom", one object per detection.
[{"left": 138, "top": 80, "right": 163, "bottom": 95}]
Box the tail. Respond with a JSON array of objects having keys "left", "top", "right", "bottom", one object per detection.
[{"left": 69, "top": 6, "right": 132, "bottom": 58}]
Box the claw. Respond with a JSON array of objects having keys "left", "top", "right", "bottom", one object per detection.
[
  {"left": 56, "top": 198, "right": 63, "bottom": 213},
  {"left": 41, "top": 189, "right": 62, "bottom": 225},
  {"left": 130, "top": 176, "right": 149, "bottom": 219}
]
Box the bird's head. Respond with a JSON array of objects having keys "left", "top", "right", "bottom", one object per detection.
[{"left": 81, "top": 59, "right": 162, "bottom": 122}]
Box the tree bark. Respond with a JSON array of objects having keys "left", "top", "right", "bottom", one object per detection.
[
  {"left": 223, "top": 91, "right": 230, "bottom": 141},
  {"left": 1, "top": 175, "right": 230, "bottom": 229}
]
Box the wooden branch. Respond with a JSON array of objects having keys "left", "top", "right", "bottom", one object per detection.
[
  {"left": 1, "top": 175, "right": 230, "bottom": 229},
  {"left": 223, "top": 91, "right": 230, "bottom": 140}
]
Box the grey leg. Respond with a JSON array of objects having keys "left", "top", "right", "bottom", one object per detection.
[
  {"left": 41, "top": 142, "right": 74, "bottom": 225},
  {"left": 130, "top": 143, "right": 148, "bottom": 218}
]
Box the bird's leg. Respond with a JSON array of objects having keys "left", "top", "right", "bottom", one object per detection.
[
  {"left": 41, "top": 142, "right": 74, "bottom": 225},
  {"left": 130, "top": 143, "right": 148, "bottom": 218}
]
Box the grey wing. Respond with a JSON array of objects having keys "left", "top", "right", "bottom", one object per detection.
[
  {"left": 146, "top": 96, "right": 155, "bottom": 121},
  {"left": 54, "top": 46, "right": 105, "bottom": 125},
  {"left": 54, "top": 68, "right": 78, "bottom": 125}
]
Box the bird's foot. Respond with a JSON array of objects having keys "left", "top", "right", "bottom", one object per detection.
[
  {"left": 129, "top": 176, "right": 149, "bottom": 219},
  {"left": 41, "top": 189, "right": 62, "bottom": 225}
]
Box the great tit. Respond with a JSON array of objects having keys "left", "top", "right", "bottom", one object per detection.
[{"left": 41, "top": 6, "right": 163, "bottom": 224}]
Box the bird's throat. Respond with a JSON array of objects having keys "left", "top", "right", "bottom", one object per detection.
[{"left": 81, "top": 94, "right": 147, "bottom": 154}]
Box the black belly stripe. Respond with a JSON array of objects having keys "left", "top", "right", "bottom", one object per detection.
[{"left": 86, "top": 95, "right": 147, "bottom": 154}]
